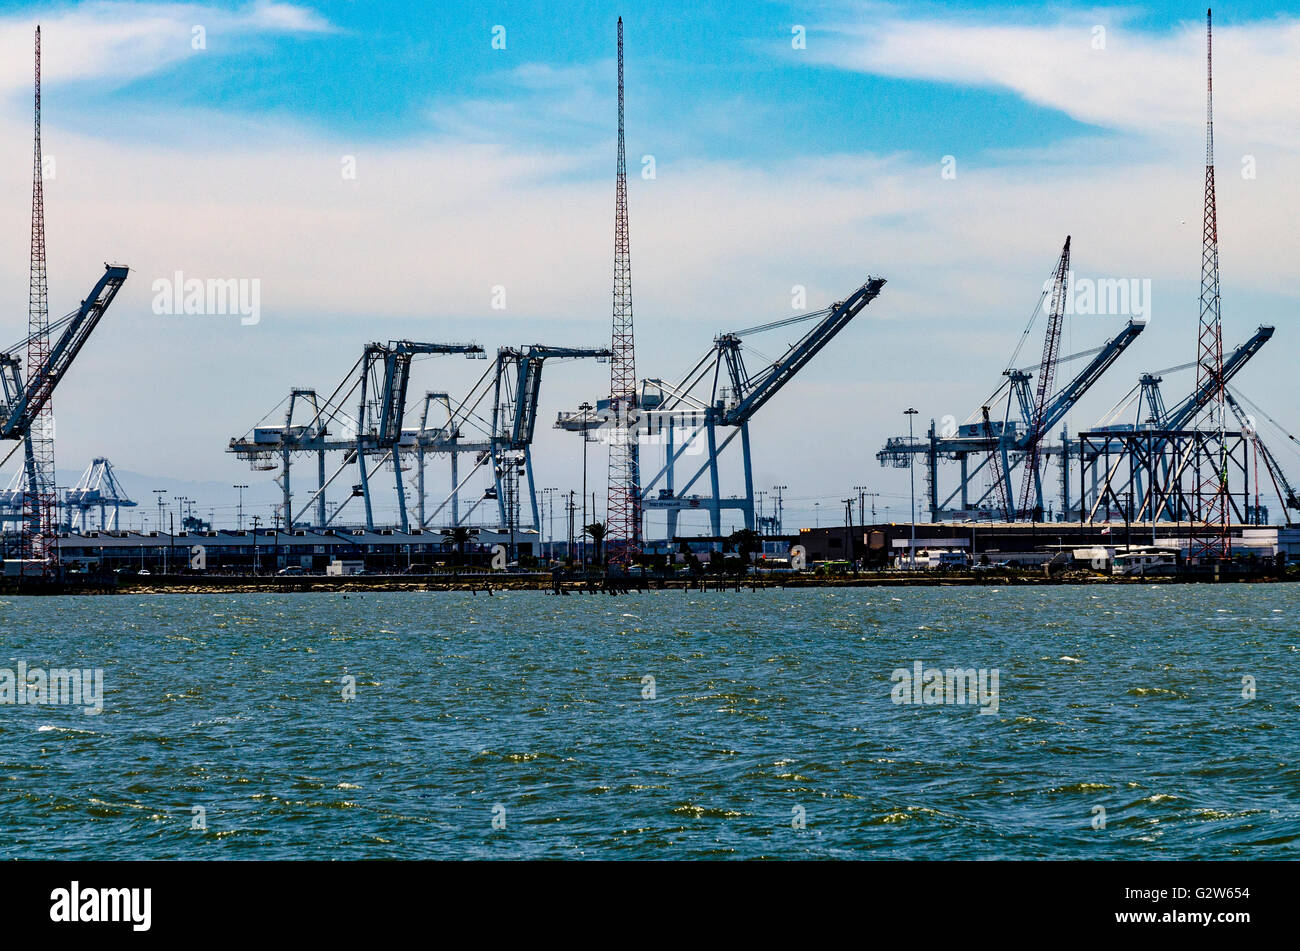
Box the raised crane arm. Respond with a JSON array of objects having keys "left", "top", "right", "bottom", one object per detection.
[
  {"left": 362, "top": 340, "right": 484, "bottom": 446},
  {"left": 499, "top": 345, "right": 610, "bottom": 448},
  {"left": 1021, "top": 318, "right": 1146, "bottom": 448},
  {"left": 1161, "top": 325, "right": 1274, "bottom": 430},
  {"left": 1017, "top": 236, "right": 1071, "bottom": 517},
  {"left": 719, "top": 276, "right": 886, "bottom": 426},
  {"left": 1, "top": 264, "right": 128, "bottom": 439},
  {"left": 1225, "top": 389, "right": 1299, "bottom": 521}
]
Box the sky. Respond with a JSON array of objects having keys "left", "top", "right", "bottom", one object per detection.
[{"left": 0, "top": 0, "right": 1297, "bottom": 534}]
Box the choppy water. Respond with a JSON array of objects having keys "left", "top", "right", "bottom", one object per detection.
[{"left": 1, "top": 586, "right": 1297, "bottom": 859}]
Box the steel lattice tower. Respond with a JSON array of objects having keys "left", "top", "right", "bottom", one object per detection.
[
  {"left": 22, "top": 25, "right": 56, "bottom": 572},
  {"left": 1189, "top": 8, "right": 1230, "bottom": 564},
  {"left": 606, "top": 17, "right": 641, "bottom": 564}
]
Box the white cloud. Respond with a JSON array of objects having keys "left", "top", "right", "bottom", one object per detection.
[
  {"left": 0, "top": 1, "right": 332, "bottom": 96},
  {"left": 811, "top": 11, "right": 1300, "bottom": 151}
]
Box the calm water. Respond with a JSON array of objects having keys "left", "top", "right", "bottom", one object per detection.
[{"left": 1, "top": 586, "right": 1297, "bottom": 859}]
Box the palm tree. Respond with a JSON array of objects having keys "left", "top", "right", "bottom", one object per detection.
[
  {"left": 451, "top": 526, "right": 472, "bottom": 563},
  {"left": 584, "top": 522, "right": 606, "bottom": 565}
]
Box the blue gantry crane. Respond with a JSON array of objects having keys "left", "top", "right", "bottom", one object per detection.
[
  {"left": 64, "top": 457, "right": 137, "bottom": 531},
  {"left": 878, "top": 239, "right": 1146, "bottom": 522},
  {"left": 1, "top": 265, "right": 129, "bottom": 441},
  {"left": 407, "top": 344, "right": 610, "bottom": 532},
  {"left": 558, "top": 277, "right": 887, "bottom": 542},
  {"left": 0, "top": 265, "right": 129, "bottom": 545},
  {"left": 230, "top": 339, "right": 485, "bottom": 531},
  {"left": 1077, "top": 325, "right": 1278, "bottom": 523},
  {"left": 231, "top": 340, "right": 608, "bottom": 537}
]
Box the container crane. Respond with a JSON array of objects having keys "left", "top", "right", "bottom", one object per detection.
[
  {"left": 879, "top": 309, "right": 1145, "bottom": 521},
  {"left": 64, "top": 457, "right": 137, "bottom": 531},
  {"left": 559, "top": 277, "right": 887, "bottom": 543},
  {"left": 410, "top": 345, "right": 609, "bottom": 532},
  {"left": 230, "top": 340, "right": 484, "bottom": 531},
  {"left": 1017, "top": 236, "right": 1070, "bottom": 519},
  {"left": 0, "top": 265, "right": 129, "bottom": 555}
]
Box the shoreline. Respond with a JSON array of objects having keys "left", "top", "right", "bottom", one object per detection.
[{"left": 3, "top": 568, "right": 1294, "bottom": 596}]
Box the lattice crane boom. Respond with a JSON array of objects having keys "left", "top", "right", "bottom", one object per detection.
[{"left": 1017, "top": 236, "right": 1070, "bottom": 518}]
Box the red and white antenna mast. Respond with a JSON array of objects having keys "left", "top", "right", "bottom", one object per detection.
[
  {"left": 1189, "top": 8, "right": 1230, "bottom": 564},
  {"left": 605, "top": 16, "right": 641, "bottom": 565},
  {"left": 22, "top": 25, "right": 56, "bottom": 575}
]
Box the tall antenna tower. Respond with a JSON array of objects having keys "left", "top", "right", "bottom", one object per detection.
[
  {"left": 605, "top": 16, "right": 641, "bottom": 564},
  {"left": 22, "top": 25, "right": 56, "bottom": 573},
  {"left": 1189, "top": 7, "right": 1230, "bottom": 564}
]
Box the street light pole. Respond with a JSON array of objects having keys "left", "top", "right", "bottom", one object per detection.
[
  {"left": 152, "top": 489, "right": 166, "bottom": 573},
  {"left": 579, "top": 402, "right": 592, "bottom": 568},
  {"left": 234, "top": 484, "right": 247, "bottom": 532},
  {"left": 906, "top": 407, "right": 919, "bottom": 568}
]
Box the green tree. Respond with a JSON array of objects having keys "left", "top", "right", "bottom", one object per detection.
[
  {"left": 584, "top": 522, "right": 607, "bottom": 565},
  {"left": 451, "top": 526, "right": 472, "bottom": 563},
  {"left": 728, "top": 528, "right": 761, "bottom": 566}
]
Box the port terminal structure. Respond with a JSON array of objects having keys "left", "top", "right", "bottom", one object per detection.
[
  {"left": 230, "top": 342, "right": 610, "bottom": 533},
  {"left": 877, "top": 293, "right": 1281, "bottom": 524},
  {"left": 558, "top": 277, "right": 887, "bottom": 545}
]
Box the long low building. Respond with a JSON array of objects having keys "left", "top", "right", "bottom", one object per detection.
[
  {"left": 46, "top": 526, "right": 541, "bottom": 573},
  {"left": 795, "top": 522, "right": 1300, "bottom": 566}
]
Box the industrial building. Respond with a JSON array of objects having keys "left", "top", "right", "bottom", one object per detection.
[
  {"left": 54, "top": 526, "right": 539, "bottom": 574},
  {"left": 794, "top": 523, "right": 1299, "bottom": 569}
]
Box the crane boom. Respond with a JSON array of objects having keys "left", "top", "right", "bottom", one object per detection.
[
  {"left": 1, "top": 264, "right": 128, "bottom": 439},
  {"left": 499, "top": 345, "right": 610, "bottom": 448},
  {"left": 1025, "top": 319, "right": 1146, "bottom": 445},
  {"left": 982, "top": 405, "right": 1011, "bottom": 520},
  {"left": 1226, "top": 390, "right": 1299, "bottom": 521},
  {"left": 362, "top": 340, "right": 483, "bottom": 446},
  {"left": 1017, "top": 236, "right": 1071, "bottom": 518},
  {"left": 720, "top": 277, "right": 886, "bottom": 425},
  {"left": 1163, "top": 325, "right": 1274, "bottom": 430}
]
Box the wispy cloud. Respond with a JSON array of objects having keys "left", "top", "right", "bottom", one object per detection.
[
  {"left": 0, "top": 1, "right": 332, "bottom": 96},
  {"left": 810, "top": 9, "right": 1300, "bottom": 150}
]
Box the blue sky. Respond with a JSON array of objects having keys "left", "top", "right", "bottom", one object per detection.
[{"left": 0, "top": 1, "right": 1297, "bottom": 531}]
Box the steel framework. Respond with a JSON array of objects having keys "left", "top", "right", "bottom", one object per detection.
[
  {"left": 1080, "top": 429, "right": 1249, "bottom": 532},
  {"left": 231, "top": 342, "right": 608, "bottom": 537},
  {"left": 23, "top": 26, "right": 54, "bottom": 571},
  {"left": 1189, "top": 8, "right": 1231, "bottom": 562},
  {"left": 606, "top": 16, "right": 641, "bottom": 564},
  {"left": 560, "top": 277, "right": 886, "bottom": 545},
  {"left": 65, "top": 457, "right": 137, "bottom": 531}
]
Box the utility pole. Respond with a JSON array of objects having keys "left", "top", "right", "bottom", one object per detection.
[
  {"left": 772, "top": 485, "right": 787, "bottom": 536},
  {"left": 234, "top": 484, "right": 247, "bottom": 531},
  {"left": 543, "top": 486, "right": 558, "bottom": 560},
  {"left": 567, "top": 490, "right": 576, "bottom": 561},
  {"left": 580, "top": 402, "right": 592, "bottom": 567},
  {"left": 251, "top": 515, "right": 261, "bottom": 575},
  {"left": 152, "top": 489, "right": 166, "bottom": 571}
]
